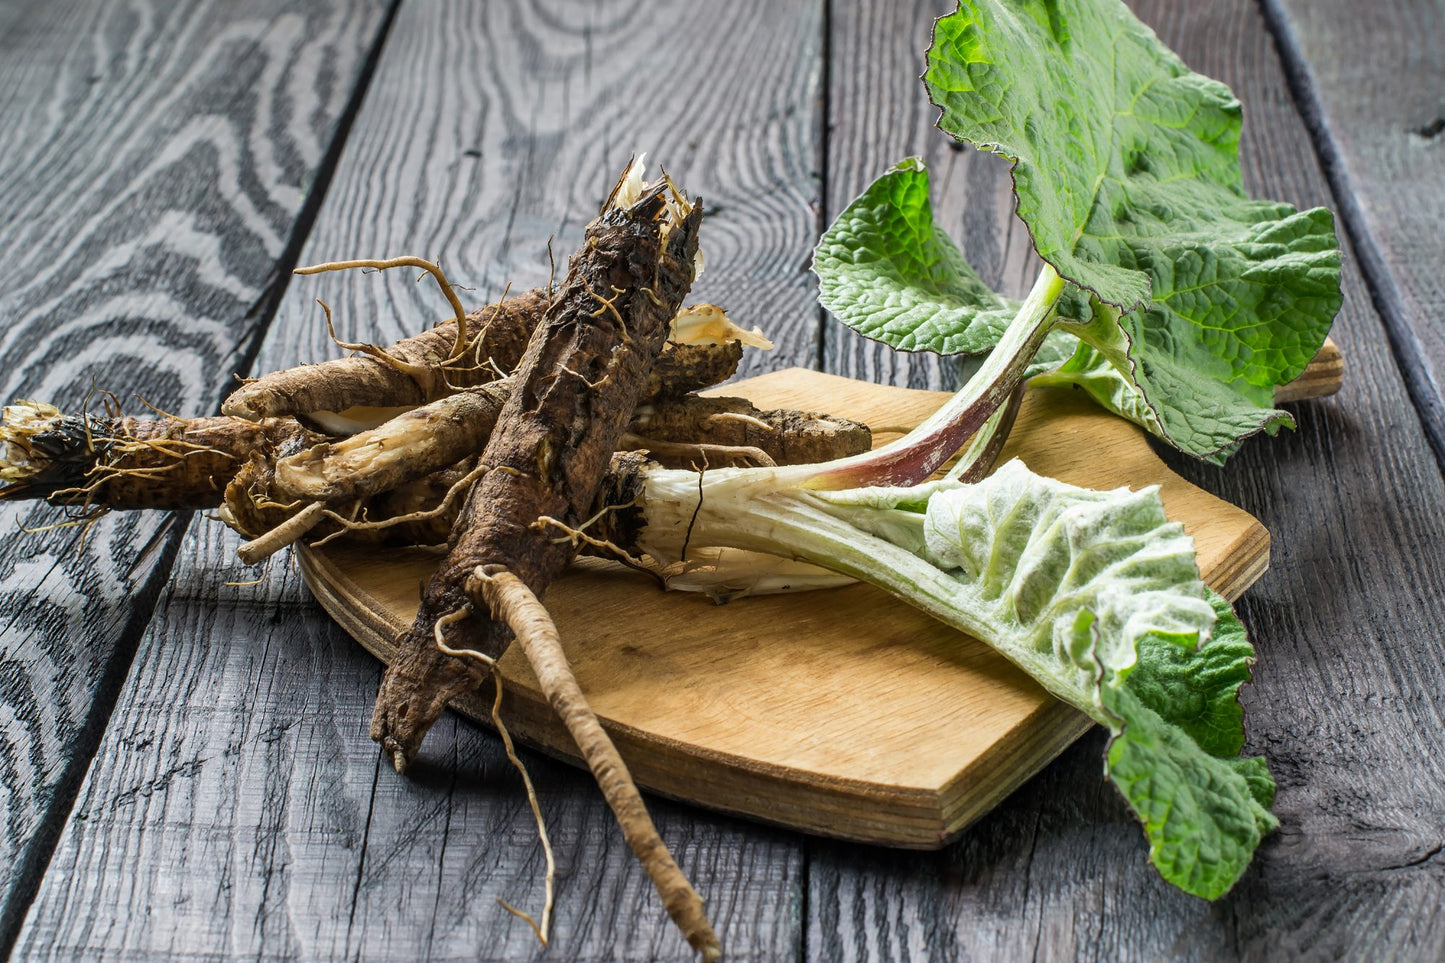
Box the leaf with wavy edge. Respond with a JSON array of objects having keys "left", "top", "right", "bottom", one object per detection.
[
  {"left": 812, "top": 0, "right": 1341, "bottom": 460},
  {"left": 814, "top": 158, "right": 1018, "bottom": 354},
  {"left": 924, "top": 0, "right": 1340, "bottom": 457},
  {"left": 809, "top": 460, "right": 1275, "bottom": 895}
]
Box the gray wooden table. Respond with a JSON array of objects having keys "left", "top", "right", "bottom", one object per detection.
[{"left": 2, "top": 0, "right": 1442, "bottom": 959}]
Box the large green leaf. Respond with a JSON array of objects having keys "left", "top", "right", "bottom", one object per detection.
[
  {"left": 1038, "top": 302, "right": 1292, "bottom": 462},
  {"left": 1124, "top": 592, "right": 1257, "bottom": 759},
  {"left": 814, "top": 159, "right": 1017, "bottom": 354},
  {"left": 912, "top": 461, "right": 1213, "bottom": 701},
  {"left": 923, "top": 0, "right": 1340, "bottom": 457},
  {"left": 809, "top": 461, "right": 1275, "bottom": 896},
  {"left": 1104, "top": 684, "right": 1277, "bottom": 899},
  {"left": 924, "top": 0, "right": 1339, "bottom": 327},
  {"left": 810, "top": 152, "right": 1335, "bottom": 459}
]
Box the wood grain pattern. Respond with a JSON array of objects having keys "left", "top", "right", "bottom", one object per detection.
[
  {"left": 296, "top": 368, "right": 1268, "bottom": 849},
  {"left": 17, "top": 0, "right": 823, "bottom": 959},
  {"left": 813, "top": 0, "right": 1445, "bottom": 959},
  {"left": 1263, "top": 0, "right": 1445, "bottom": 464},
  {"left": 0, "top": 0, "right": 393, "bottom": 949},
  {"left": 1274, "top": 336, "right": 1342, "bottom": 403},
  {"left": 246, "top": 0, "right": 824, "bottom": 383},
  {"left": 10, "top": 0, "right": 1443, "bottom": 960}
]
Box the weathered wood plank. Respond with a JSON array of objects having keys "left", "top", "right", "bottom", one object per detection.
[
  {"left": 17, "top": 0, "right": 821, "bottom": 958},
  {"left": 19, "top": 522, "right": 808, "bottom": 961},
  {"left": 813, "top": 0, "right": 1445, "bottom": 959},
  {"left": 240, "top": 0, "right": 824, "bottom": 379},
  {"left": 0, "top": 0, "right": 394, "bottom": 949},
  {"left": 1261, "top": 0, "right": 1445, "bottom": 466}
]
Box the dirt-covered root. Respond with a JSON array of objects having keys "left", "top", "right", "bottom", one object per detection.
[
  {"left": 266, "top": 340, "right": 744, "bottom": 506},
  {"left": 367, "top": 459, "right": 646, "bottom": 763},
  {"left": 221, "top": 450, "right": 637, "bottom": 560},
  {"left": 217, "top": 457, "right": 300, "bottom": 541},
  {"left": 471, "top": 567, "right": 720, "bottom": 961},
  {"left": 630, "top": 395, "right": 872, "bottom": 466},
  {"left": 266, "top": 392, "right": 862, "bottom": 528},
  {"left": 246, "top": 391, "right": 866, "bottom": 551},
  {"left": 2, "top": 392, "right": 861, "bottom": 562},
  {"left": 222, "top": 287, "right": 746, "bottom": 427},
  {"left": 647, "top": 341, "right": 742, "bottom": 399},
  {"left": 0, "top": 402, "right": 318, "bottom": 511},
  {"left": 222, "top": 287, "right": 554, "bottom": 422},
  {"left": 372, "top": 166, "right": 704, "bottom": 770},
  {"left": 304, "top": 453, "right": 645, "bottom": 560}
]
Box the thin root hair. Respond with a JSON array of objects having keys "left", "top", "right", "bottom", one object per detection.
[
  {"left": 295, "top": 255, "right": 472, "bottom": 358},
  {"left": 432, "top": 605, "right": 555, "bottom": 947},
  {"left": 308, "top": 462, "right": 489, "bottom": 548},
  {"left": 315, "top": 299, "right": 433, "bottom": 380}
]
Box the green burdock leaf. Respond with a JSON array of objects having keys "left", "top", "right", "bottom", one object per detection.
[
  {"left": 1108, "top": 590, "right": 1276, "bottom": 896},
  {"left": 923, "top": 0, "right": 1341, "bottom": 458},
  {"left": 1032, "top": 324, "right": 1285, "bottom": 463},
  {"left": 810, "top": 461, "right": 1275, "bottom": 896},
  {"left": 1127, "top": 593, "right": 1256, "bottom": 758},
  {"left": 813, "top": 159, "right": 1018, "bottom": 354},
  {"left": 1103, "top": 682, "right": 1277, "bottom": 899},
  {"left": 812, "top": 0, "right": 1342, "bottom": 460},
  {"left": 911, "top": 462, "right": 1214, "bottom": 703}
]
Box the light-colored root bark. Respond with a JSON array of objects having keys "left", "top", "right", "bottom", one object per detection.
[
  {"left": 472, "top": 567, "right": 721, "bottom": 962},
  {"left": 237, "top": 502, "right": 326, "bottom": 564}
]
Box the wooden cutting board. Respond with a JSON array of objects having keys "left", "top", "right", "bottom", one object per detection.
[{"left": 298, "top": 368, "right": 1278, "bottom": 849}]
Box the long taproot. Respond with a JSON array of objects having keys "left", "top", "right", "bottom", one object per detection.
[{"left": 371, "top": 174, "right": 704, "bottom": 766}]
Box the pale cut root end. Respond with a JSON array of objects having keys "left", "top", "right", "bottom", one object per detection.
[
  {"left": 472, "top": 567, "right": 721, "bottom": 960},
  {"left": 0, "top": 401, "right": 70, "bottom": 483},
  {"left": 669, "top": 304, "right": 772, "bottom": 350},
  {"left": 602, "top": 155, "right": 701, "bottom": 277}
]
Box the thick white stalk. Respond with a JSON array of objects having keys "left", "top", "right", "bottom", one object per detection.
[
  {"left": 636, "top": 469, "right": 1107, "bottom": 721},
  {"left": 630, "top": 265, "right": 1086, "bottom": 708}
]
